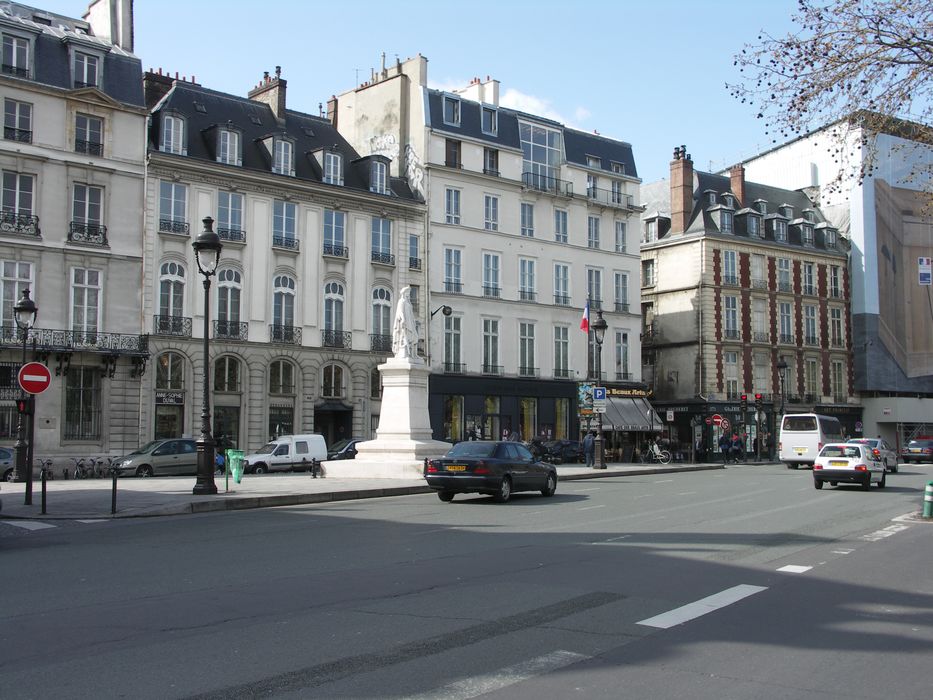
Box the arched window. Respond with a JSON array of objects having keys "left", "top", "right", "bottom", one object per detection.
[
  {"left": 324, "top": 281, "right": 344, "bottom": 332},
  {"left": 156, "top": 351, "right": 184, "bottom": 389},
  {"left": 214, "top": 356, "right": 240, "bottom": 392},
  {"left": 322, "top": 363, "right": 345, "bottom": 398},
  {"left": 159, "top": 261, "right": 185, "bottom": 319},
  {"left": 273, "top": 275, "right": 295, "bottom": 328},
  {"left": 217, "top": 269, "right": 241, "bottom": 335},
  {"left": 372, "top": 287, "right": 391, "bottom": 337},
  {"left": 269, "top": 359, "right": 295, "bottom": 394}
]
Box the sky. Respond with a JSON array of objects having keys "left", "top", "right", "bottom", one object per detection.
[{"left": 38, "top": 0, "right": 802, "bottom": 183}]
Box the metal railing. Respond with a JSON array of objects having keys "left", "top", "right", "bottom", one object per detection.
[
  {"left": 553, "top": 367, "right": 572, "bottom": 379},
  {"left": 723, "top": 275, "right": 739, "bottom": 286},
  {"left": 217, "top": 227, "right": 246, "bottom": 243},
  {"left": 752, "top": 278, "right": 768, "bottom": 289},
  {"left": 159, "top": 219, "right": 189, "bottom": 235},
  {"left": 777, "top": 281, "right": 793, "bottom": 293},
  {"left": 270, "top": 325, "right": 302, "bottom": 344},
  {"left": 272, "top": 235, "right": 300, "bottom": 251},
  {"left": 68, "top": 221, "right": 107, "bottom": 245},
  {"left": 615, "top": 301, "right": 630, "bottom": 313},
  {"left": 3, "top": 126, "right": 31, "bottom": 143},
  {"left": 214, "top": 320, "right": 248, "bottom": 341},
  {"left": 153, "top": 315, "right": 192, "bottom": 337},
  {"left": 75, "top": 139, "right": 103, "bottom": 156},
  {"left": 584, "top": 187, "right": 644, "bottom": 211},
  {"left": 444, "top": 362, "right": 465, "bottom": 374},
  {"left": 616, "top": 371, "right": 633, "bottom": 381},
  {"left": 1, "top": 211, "right": 40, "bottom": 236},
  {"left": 371, "top": 251, "right": 395, "bottom": 266},
  {"left": 804, "top": 335, "right": 819, "bottom": 346},
  {"left": 780, "top": 333, "right": 794, "bottom": 344},
  {"left": 321, "top": 329, "right": 351, "bottom": 348},
  {"left": 409, "top": 256, "right": 422, "bottom": 270},
  {"left": 483, "top": 285, "right": 501, "bottom": 299},
  {"left": 370, "top": 334, "right": 392, "bottom": 352},
  {"left": 323, "top": 243, "right": 348, "bottom": 258},
  {"left": 444, "top": 280, "right": 463, "bottom": 294},
  {"left": 724, "top": 329, "right": 740, "bottom": 340},
  {"left": 518, "top": 366, "right": 539, "bottom": 378},
  {"left": 521, "top": 171, "right": 573, "bottom": 197},
  {"left": 519, "top": 290, "right": 536, "bottom": 302},
  {"left": 753, "top": 331, "right": 769, "bottom": 342},
  {"left": 482, "top": 364, "right": 503, "bottom": 375},
  {"left": 590, "top": 298, "right": 603, "bottom": 311},
  {"left": 1, "top": 64, "right": 28, "bottom": 78},
  {"left": 0, "top": 326, "right": 148, "bottom": 354}
]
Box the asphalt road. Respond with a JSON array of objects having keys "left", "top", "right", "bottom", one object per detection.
[{"left": 1, "top": 463, "right": 931, "bottom": 699}]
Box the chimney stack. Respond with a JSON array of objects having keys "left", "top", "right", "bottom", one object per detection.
[
  {"left": 248, "top": 66, "right": 287, "bottom": 122},
  {"left": 670, "top": 145, "right": 694, "bottom": 234},
  {"left": 730, "top": 164, "right": 746, "bottom": 207},
  {"left": 326, "top": 95, "right": 338, "bottom": 127}
]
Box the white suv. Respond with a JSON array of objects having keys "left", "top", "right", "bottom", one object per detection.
[{"left": 813, "top": 443, "right": 886, "bottom": 491}]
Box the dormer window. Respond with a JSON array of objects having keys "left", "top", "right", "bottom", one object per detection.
[
  {"left": 782, "top": 205, "right": 794, "bottom": 219},
  {"left": 587, "top": 156, "right": 601, "bottom": 169},
  {"left": 774, "top": 219, "right": 788, "bottom": 242},
  {"left": 723, "top": 194, "right": 733, "bottom": 208},
  {"left": 644, "top": 219, "right": 657, "bottom": 243},
  {"left": 160, "top": 114, "right": 186, "bottom": 155},
  {"left": 273, "top": 138, "right": 294, "bottom": 176},
  {"left": 481, "top": 105, "right": 497, "bottom": 136},
  {"left": 748, "top": 215, "right": 762, "bottom": 237},
  {"left": 73, "top": 51, "right": 98, "bottom": 88},
  {"left": 370, "top": 160, "right": 388, "bottom": 194},
  {"left": 825, "top": 229, "right": 837, "bottom": 250},
  {"left": 2, "top": 34, "right": 30, "bottom": 78},
  {"left": 443, "top": 95, "right": 460, "bottom": 126},
  {"left": 720, "top": 210, "right": 733, "bottom": 233},
  {"left": 755, "top": 199, "right": 767, "bottom": 214},
  {"left": 217, "top": 128, "right": 241, "bottom": 166},
  {"left": 324, "top": 151, "right": 343, "bottom": 185},
  {"left": 802, "top": 224, "right": 814, "bottom": 247},
  {"left": 611, "top": 161, "right": 625, "bottom": 175},
  {"left": 707, "top": 191, "right": 717, "bottom": 206},
  {"left": 803, "top": 209, "right": 815, "bottom": 223}
]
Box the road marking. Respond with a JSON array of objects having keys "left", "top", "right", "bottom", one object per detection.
[
  {"left": 654, "top": 479, "right": 674, "bottom": 483},
  {"left": 571, "top": 487, "right": 601, "bottom": 492},
  {"left": 862, "top": 524, "right": 909, "bottom": 542},
  {"left": 577, "top": 505, "right": 605, "bottom": 511},
  {"left": 76, "top": 519, "right": 108, "bottom": 524},
  {"left": 637, "top": 584, "right": 767, "bottom": 629},
  {"left": 832, "top": 549, "right": 854, "bottom": 555},
  {"left": 2, "top": 520, "right": 56, "bottom": 531},
  {"left": 591, "top": 534, "right": 631, "bottom": 545},
  {"left": 777, "top": 565, "right": 812, "bottom": 573},
  {"left": 677, "top": 491, "right": 697, "bottom": 496},
  {"left": 406, "top": 650, "right": 590, "bottom": 700}
]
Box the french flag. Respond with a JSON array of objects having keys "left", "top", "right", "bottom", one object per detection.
[{"left": 580, "top": 300, "right": 590, "bottom": 333}]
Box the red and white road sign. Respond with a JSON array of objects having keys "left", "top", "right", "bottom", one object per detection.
[
  {"left": 18, "top": 362, "right": 51, "bottom": 395},
  {"left": 705, "top": 417, "right": 712, "bottom": 425},
  {"left": 711, "top": 413, "right": 723, "bottom": 426},
  {"left": 720, "top": 418, "right": 731, "bottom": 431}
]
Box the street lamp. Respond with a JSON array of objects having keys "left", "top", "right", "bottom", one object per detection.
[
  {"left": 591, "top": 309, "right": 608, "bottom": 469},
  {"left": 777, "top": 355, "right": 788, "bottom": 417},
  {"left": 192, "top": 217, "right": 222, "bottom": 495},
  {"left": 12, "top": 288, "right": 37, "bottom": 487}
]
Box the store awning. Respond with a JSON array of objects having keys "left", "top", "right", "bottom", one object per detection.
[{"left": 602, "top": 397, "right": 663, "bottom": 431}]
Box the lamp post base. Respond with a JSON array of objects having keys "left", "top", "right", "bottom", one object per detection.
[{"left": 193, "top": 482, "right": 218, "bottom": 495}]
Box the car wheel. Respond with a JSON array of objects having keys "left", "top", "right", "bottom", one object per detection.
[
  {"left": 136, "top": 465, "right": 153, "bottom": 478},
  {"left": 786, "top": 463, "right": 798, "bottom": 470},
  {"left": 3, "top": 468, "right": 13, "bottom": 482},
  {"left": 877, "top": 471, "right": 886, "bottom": 489},
  {"left": 541, "top": 472, "right": 557, "bottom": 497},
  {"left": 493, "top": 476, "right": 512, "bottom": 503},
  {"left": 861, "top": 477, "right": 871, "bottom": 491},
  {"left": 254, "top": 464, "right": 267, "bottom": 474},
  {"left": 814, "top": 479, "right": 823, "bottom": 490},
  {"left": 437, "top": 491, "right": 455, "bottom": 502}
]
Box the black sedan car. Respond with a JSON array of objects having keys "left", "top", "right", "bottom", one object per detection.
[
  {"left": 425, "top": 441, "right": 558, "bottom": 503},
  {"left": 543, "top": 439, "right": 584, "bottom": 464}
]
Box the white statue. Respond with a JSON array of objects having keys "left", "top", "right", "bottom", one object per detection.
[{"left": 392, "top": 286, "right": 418, "bottom": 359}]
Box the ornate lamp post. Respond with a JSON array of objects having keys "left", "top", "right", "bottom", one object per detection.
[
  {"left": 776, "top": 355, "right": 788, "bottom": 460},
  {"left": 591, "top": 309, "right": 608, "bottom": 469},
  {"left": 12, "top": 288, "right": 37, "bottom": 486},
  {"left": 192, "top": 217, "right": 222, "bottom": 495}
]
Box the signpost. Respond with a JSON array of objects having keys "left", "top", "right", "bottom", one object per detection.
[
  {"left": 592, "top": 387, "right": 606, "bottom": 414},
  {"left": 18, "top": 362, "right": 51, "bottom": 395}
]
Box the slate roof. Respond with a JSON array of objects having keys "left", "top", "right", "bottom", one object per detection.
[
  {"left": 425, "top": 89, "right": 638, "bottom": 179},
  {"left": 150, "top": 81, "right": 418, "bottom": 201}
]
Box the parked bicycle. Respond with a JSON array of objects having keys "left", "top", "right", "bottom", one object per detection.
[
  {"left": 641, "top": 442, "right": 672, "bottom": 465},
  {"left": 71, "top": 457, "right": 96, "bottom": 479},
  {"left": 35, "top": 457, "right": 55, "bottom": 481}
]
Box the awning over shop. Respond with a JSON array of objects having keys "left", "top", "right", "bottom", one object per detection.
[{"left": 602, "top": 397, "right": 663, "bottom": 431}]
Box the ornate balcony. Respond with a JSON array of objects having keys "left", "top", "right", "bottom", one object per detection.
[
  {"left": 153, "top": 315, "right": 192, "bottom": 337},
  {"left": 409, "top": 256, "right": 422, "bottom": 270},
  {"left": 723, "top": 275, "right": 739, "bottom": 287},
  {"left": 753, "top": 331, "right": 769, "bottom": 342},
  {"left": 521, "top": 171, "right": 573, "bottom": 197},
  {"left": 214, "top": 320, "right": 248, "bottom": 341},
  {"left": 780, "top": 333, "right": 794, "bottom": 344},
  {"left": 270, "top": 324, "right": 302, "bottom": 344},
  {"left": 323, "top": 243, "right": 348, "bottom": 258},
  {"left": 159, "top": 218, "right": 189, "bottom": 235},
  {"left": 444, "top": 362, "right": 466, "bottom": 374},
  {"left": 0, "top": 326, "right": 149, "bottom": 356},
  {"left": 585, "top": 187, "right": 645, "bottom": 212},
  {"left": 724, "top": 329, "right": 740, "bottom": 340},
  {"left": 217, "top": 227, "right": 246, "bottom": 243},
  {"left": 370, "top": 334, "right": 392, "bottom": 352},
  {"left": 272, "top": 235, "right": 299, "bottom": 251},
  {"left": 322, "top": 329, "right": 351, "bottom": 349},
  {"left": 68, "top": 221, "right": 107, "bottom": 245},
  {"left": 371, "top": 250, "right": 395, "bottom": 266},
  {"left": 1, "top": 211, "right": 40, "bottom": 237},
  {"left": 804, "top": 335, "right": 819, "bottom": 346},
  {"left": 777, "top": 281, "right": 793, "bottom": 293}
]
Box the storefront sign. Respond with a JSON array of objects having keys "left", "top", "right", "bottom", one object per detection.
[
  {"left": 607, "top": 387, "right": 650, "bottom": 398},
  {"left": 155, "top": 390, "right": 185, "bottom": 405}
]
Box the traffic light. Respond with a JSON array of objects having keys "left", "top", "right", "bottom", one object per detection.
[
  {"left": 740, "top": 394, "right": 748, "bottom": 414},
  {"left": 16, "top": 397, "right": 31, "bottom": 415},
  {"left": 754, "top": 393, "right": 763, "bottom": 412}
]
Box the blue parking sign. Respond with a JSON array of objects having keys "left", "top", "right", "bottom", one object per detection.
[{"left": 593, "top": 387, "right": 606, "bottom": 400}]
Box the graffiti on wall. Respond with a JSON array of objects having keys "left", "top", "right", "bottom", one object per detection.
[
  {"left": 405, "top": 143, "right": 425, "bottom": 198},
  {"left": 368, "top": 133, "right": 399, "bottom": 161}
]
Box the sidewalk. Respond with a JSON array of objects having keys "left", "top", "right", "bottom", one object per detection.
[{"left": 0, "top": 461, "right": 730, "bottom": 520}]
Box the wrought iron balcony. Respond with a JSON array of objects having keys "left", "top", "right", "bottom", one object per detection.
[
  {"left": 804, "top": 393, "right": 818, "bottom": 403},
  {"left": 153, "top": 315, "right": 192, "bottom": 337},
  {"left": 829, "top": 288, "right": 842, "bottom": 298},
  {"left": 831, "top": 337, "right": 845, "bottom": 348},
  {"left": 780, "top": 333, "right": 794, "bottom": 344},
  {"left": 723, "top": 274, "right": 739, "bottom": 287},
  {"left": 409, "top": 256, "right": 422, "bottom": 270},
  {"left": 804, "top": 335, "right": 819, "bottom": 346},
  {"left": 553, "top": 367, "right": 572, "bottom": 379},
  {"left": 554, "top": 294, "right": 571, "bottom": 306},
  {"left": 483, "top": 285, "right": 501, "bottom": 299},
  {"left": 3, "top": 126, "right": 31, "bottom": 143},
  {"left": 2, "top": 64, "right": 28, "bottom": 78},
  {"left": 322, "top": 329, "right": 351, "bottom": 349},
  {"left": 803, "top": 285, "right": 815, "bottom": 296},
  {"left": 270, "top": 324, "right": 302, "bottom": 344},
  {"left": 0, "top": 326, "right": 149, "bottom": 355},
  {"left": 753, "top": 331, "right": 770, "bottom": 342},
  {"left": 68, "top": 221, "right": 107, "bottom": 245},
  {"left": 521, "top": 171, "right": 573, "bottom": 197},
  {"left": 518, "top": 366, "right": 539, "bottom": 378},
  {"left": 777, "top": 281, "right": 793, "bottom": 293},
  {"left": 1, "top": 211, "right": 40, "bottom": 236},
  {"left": 724, "top": 329, "right": 740, "bottom": 340},
  {"left": 615, "top": 301, "right": 630, "bottom": 313},
  {"left": 214, "top": 320, "right": 248, "bottom": 341},
  {"left": 584, "top": 187, "right": 645, "bottom": 211},
  {"left": 272, "top": 235, "right": 300, "bottom": 251},
  {"left": 323, "top": 243, "right": 348, "bottom": 258},
  {"left": 641, "top": 323, "right": 660, "bottom": 342},
  {"left": 482, "top": 364, "right": 503, "bottom": 376},
  {"left": 370, "top": 333, "right": 392, "bottom": 352},
  {"left": 444, "top": 362, "right": 466, "bottom": 374},
  {"left": 519, "top": 290, "right": 537, "bottom": 302},
  {"left": 371, "top": 250, "right": 395, "bottom": 266},
  {"left": 75, "top": 139, "right": 103, "bottom": 156},
  {"left": 444, "top": 280, "right": 463, "bottom": 294},
  {"left": 159, "top": 218, "right": 189, "bottom": 235},
  {"left": 752, "top": 278, "right": 768, "bottom": 289},
  {"left": 217, "top": 227, "right": 246, "bottom": 243},
  {"left": 590, "top": 298, "right": 603, "bottom": 311}
]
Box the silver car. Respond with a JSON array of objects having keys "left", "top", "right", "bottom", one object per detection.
[
  {"left": 118, "top": 439, "right": 198, "bottom": 477},
  {"left": 847, "top": 438, "right": 898, "bottom": 472}
]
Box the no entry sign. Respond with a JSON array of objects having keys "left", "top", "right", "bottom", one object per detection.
[{"left": 18, "top": 362, "right": 51, "bottom": 395}]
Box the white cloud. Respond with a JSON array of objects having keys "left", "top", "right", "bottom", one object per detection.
[{"left": 499, "top": 88, "right": 568, "bottom": 124}]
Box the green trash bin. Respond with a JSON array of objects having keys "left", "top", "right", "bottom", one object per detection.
[{"left": 226, "top": 449, "right": 244, "bottom": 484}]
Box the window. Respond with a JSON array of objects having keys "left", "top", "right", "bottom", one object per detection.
[
  {"left": 748, "top": 215, "right": 761, "bottom": 237},
  {"left": 521, "top": 203, "right": 534, "bottom": 237},
  {"left": 158, "top": 261, "right": 185, "bottom": 320},
  {"left": 217, "top": 191, "right": 243, "bottom": 237},
  {"left": 370, "top": 160, "right": 388, "bottom": 194},
  {"left": 484, "top": 195, "right": 498, "bottom": 231},
  {"left": 273, "top": 200, "right": 297, "bottom": 248},
  {"left": 273, "top": 139, "right": 294, "bottom": 176},
  {"left": 483, "top": 253, "right": 500, "bottom": 297},
  {"left": 825, "top": 229, "right": 837, "bottom": 250},
  {"left": 4, "top": 99, "right": 31, "bottom": 143},
  {"left": 755, "top": 200, "right": 767, "bottom": 214},
  {"left": 753, "top": 298, "right": 766, "bottom": 339},
  {"left": 831, "top": 307, "right": 843, "bottom": 346},
  {"left": 445, "top": 139, "right": 461, "bottom": 168},
  {"left": 72, "top": 183, "right": 103, "bottom": 229},
  {"left": 724, "top": 295, "right": 738, "bottom": 338},
  {"left": 724, "top": 351, "right": 738, "bottom": 399},
  {"left": 75, "top": 113, "right": 102, "bottom": 155},
  {"left": 519, "top": 259, "right": 535, "bottom": 301},
  {"left": 409, "top": 236, "right": 421, "bottom": 271},
  {"left": 642, "top": 259, "right": 655, "bottom": 287},
  {"left": 519, "top": 322, "right": 536, "bottom": 375},
  {"left": 372, "top": 287, "right": 392, "bottom": 338},
  {"left": 2, "top": 171, "right": 33, "bottom": 221},
  {"left": 161, "top": 115, "right": 185, "bottom": 155},
  {"left": 443, "top": 95, "right": 461, "bottom": 126},
  {"left": 723, "top": 250, "right": 738, "bottom": 286},
  {"left": 829, "top": 265, "right": 841, "bottom": 298},
  {"left": 802, "top": 224, "right": 814, "bottom": 247},
  {"left": 159, "top": 181, "right": 187, "bottom": 231},
  {"left": 371, "top": 367, "right": 382, "bottom": 400},
  {"left": 611, "top": 180, "right": 624, "bottom": 205},
  {"left": 73, "top": 51, "right": 98, "bottom": 87},
  {"left": 805, "top": 358, "right": 818, "bottom": 397},
  {"left": 323, "top": 151, "right": 343, "bottom": 185},
  {"left": 707, "top": 192, "right": 717, "bottom": 206},
  {"left": 483, "top": 147, "right": 499, "bottom": 176},
  {"left": 371, "top": 217, "right": 392, "bottom": 259},
  {"left": 445, "top": 248, "right": 462, "bottom": 292},
  {"left": 779, "top": 302, "right": 793, "bottom": 343},
  {"left": 444, "top": 315, "right": 462, "bottom": 370},
  {"left": 218, "top": 128, "right": 240, "bottom": 166},
  {"left": 587, "top": 216, "right": 600, "bottom": 249},
  {"left": 587, "top": 168, "right": 598, "bottom": 198},
  {"left": 644, "top": 220, "right": 657, "bottom": 243},
  {"left": 156, "top": 352, "right": 184, "bottom": 390},
  {"left": 481, "top": 105, "right": 497, "bottom": 135},
  {"left": 2, "top": 34, "right": 29, "bottom": 77},
  {"left": 269, "top": 359, "right": 295, "bottom": 394},
  {"left": 323, "top": 281, "right": 344, "bottom": 332},
  {"left": 0, "top": 260, "right": 31, "bottom": 326},
  {"left": 214, "top": 356, "right": 241, "bottom": 392},
  {"left": 831, "top": 360, "right": 845, "bottom": 400},
  {"left": 554, "top": 209, "right": 568, "bottom": 243},
  {"left": 802, "top": 262, "right": 815, "bottom": 295},
  {"left": 71, "top": 268, "right": 100, "bottom": 336},
  {"left": 64, "top": 367, "right": 101, "bottom": 439},
  {"left": 322, "top": 363, "right": 345, "bottom": 398},
  {"left": 323, "top": 208, "right": 345, "bottom": 254},
  {"left": 804, "top": 304, "right": 817, "bottom": 344},
  {"left": 217, "top": 269, "right": 241, "bottom": 335},
  {"left": 587, "top": 268, "right": 602, "bottom": 305},
  {"left": 554, "top": 263, "right": 570, "bottom": 305},
  {"left": 774, "top": 219, "right": 788, "bottom": 242},
  {"left": 273, "top": 275, "right": 296, "bottom": 329},
  {"left": 720, "top": 210, "right": 733, "bottom": 233},
  {"left": 614, "top": 272, "right": 628, "bottom": 312},
  {"left": 409, "top": 284, "right": 420, "bottom": 314},
  {"left": 554, "top": 326, "right": 569, "bottom": 378},
  {"left": 753, "top": 352, "right": 768, "bottom": 393},
  {"left": 615, "top": 331, "right": 630, "bottom": 380},
  {"left": 483, "top": 318, "right": 499, "bottom": 372},
  {"left": 615, "top": 221, "right": 627, "bottom": 253},
  {"left": 445, "top": 188, "right": 460, "bottom": 224},
  {"left": 519, "top": 121, "right": 561, "bottom": 185},
  {"left": 777, "top": 258, "right": 791, "bottom": 292},
  {"left": 751, "top": 254, "right": 765, "bottom": 287}
]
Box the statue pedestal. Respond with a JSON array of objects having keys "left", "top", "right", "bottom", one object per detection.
[{"left": 323, "top": 357, "right": 451, "bottom": 479}]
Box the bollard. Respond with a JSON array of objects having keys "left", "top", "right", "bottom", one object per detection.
[
  {"left": 41, "top": 466, "right": 47, "bottom": 515},
  {"left": 111, "top": 466, "right": 119, "bottom": 515},
  {"left": 923, "top": 481, "right": 933, "bottom": 519}
]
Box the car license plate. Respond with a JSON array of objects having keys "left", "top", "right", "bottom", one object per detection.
[
  {"left": 446, "top": 465, "right": 466, "bottom": 472},
  {"left": 794, "top": 447, "right": 807, "bottom": 455},
  {"left": 829, "top": 460, "right": 848, "bottom": 467},
  {"left": 910, "top": 448, "right": 921, "bottom": 453}
]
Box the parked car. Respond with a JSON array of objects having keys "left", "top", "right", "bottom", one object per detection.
[
  {"left": 813, "top": 442, "right": 886, "bottom": 490},
  {"left": 117, "top": 439, "right": 198, "bottom": 477},
  {"left": 900, "top": 438, "right": 933, "bottom": 464},
  {"left": 847, "top": 438, "right": 899, "bottom": 472},
  {"left": 327, "top": 438, "right": 363, "bottom": 460},
  {"left": 424, "top": 440, "right": 558, "bottom": 503},
  {"left": 242, "top": 434, "right": 328, "bottom": 474},
  {"left": 542, "top": 439, "right": 584, "bottom": 464},
  {"left": 1, "top": 446, "right": 15, "bottom": 482}
]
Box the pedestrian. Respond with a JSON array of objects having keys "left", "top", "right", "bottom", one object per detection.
[
  {"left": 718, "top": 432, "right": 731, "bottom": 464},
  {"left": 730, "top": 432, "right": 744, "bottom": 463},
  {"left": 695, "top": 435, "right": 704, "bottom": 462},
  {"left": 583, "top": 431, "right": 596, "bottom": 468}
]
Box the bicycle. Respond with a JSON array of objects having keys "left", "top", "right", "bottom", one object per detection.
[
  {"left": 35, "top": 457, "right": 55, "bottom": 481},
  {"left": 71, "top": 457, "right": 95, "bottom": 479},
  {"left": 641, "top": 445, "right": 672, "bottom": 465}
]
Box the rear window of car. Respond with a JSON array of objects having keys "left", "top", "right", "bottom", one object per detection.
[
  {"left": 784, "top": 416, "right": 817, "bottom": 431},
  {"left": 907, "top": 440, "right": 933, "bottom": 448},
  {"left": 447, "top": 442, "right": 496, "bottom": 458},
  {"left": 821, "top": 445, "right": 861, "bottom": 458}
]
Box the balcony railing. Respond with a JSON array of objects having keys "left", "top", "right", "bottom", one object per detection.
[
  {"left": 804, "top": 393, "right": 818, "bottom": 403},
  {"left": 321, "top": 329, "right": 351, "bottom": 349},
  {"left": 519, "top": 290, "right": 537, "bottom": 302},
  {"left": 831, "top": 337, "right": 845, "bottom": 348},
  {"left": 518, "top": 366, "right": 539, "bottom": 378},
  {"left": 444, "top": 280, "right": 463, "bottom": 294},
  {"left": 780, "top": 333, "right": 794, "bottom": 344},
  {"left": 153, "top": 315, "right": 192, "bottom": 337},
  {"left": 159, "top": 218, "right": 189, "bottom": 235},
  {"left": 482, "top": 364, "right": 503, "bottom": 376},
  {"left": 483, "top": 285, "right": 501, "bottom": 299},
  {"left": 521, "top": 171, "right": 573, "bottom": 197},
  {"left": 752, "top": 278, "right": 768, "bottom": 289},
  {"left": 214, "top": 320, "right": 248, "bottom": 341},
  {"left": 3, "top": 126, "right": 31, "bottom": 143},
  {"left": 830, "top": 288, "right": 841, "bottom": 298},
  {"left": 323, "top": 243, "right": 348, "bottom": 258},
  {"left": 832, "top": 394, "right": 846, "bottom": 404},
  {"left": 75, "top": 139, "right": 103, "bottom": 156},
  {"left": 804, "top": 335, "right": 819, "bottom": 346},
  {"left": 616, "top": 371, "right": 633, "bottom": 381},
  {"left": 723, "top": 274, "right": 739, "bottom": 286},
  {"left": 270, "top": 325, "right": 302, "bottom": 344},
  {"left": 753, "top": 331, "right": 769, "bottom": 342},
  {"left": 409, "top": 256, "right": 422, "bottom": 270},
  {"left": 68, "top": 221, "right": 107, "bottom": 245},
  {"left": 585, "top": 187, "right": 644, "bottom": 211},
  {"left": 724, "top": 329, "right": 740, "bottom": 340},
  {"left": 803, "top": 285, "right": 815, "bottom": 296},
  {"left": 2, "top": 64, "right": 28, "bottom": 78},
  {"left": 217, "top": 227, "right": 246, "bottom": 243},
  {"left": 553, "top": 367, "right": 572, "bottom": 379},
  {"left": 615, "top": 301, "right": 630, "bottom": 313},
  {"left": 1, "top": 211, "right": 40, "bottom": 237},
  {"left": 0, "top": 326, "right": 148, "bottom": 355},
  {"left": 590, "top": 298, "right": 603, "bottom": 311},
  {"left": 778, "top": 281, "right": 792, "bottom": 293},
  {"left": 272, "top": 235, "right": 299, "bottom": 251},
  {"left": 444, "top": 362, "right": 465, "bottom": 374},
  {"left": 371, "top": 251, "right": 395, "bottom": 266},
  {"left": 554, "top": 294, "right": 571, "bottom": 306},
  {"left": 370, "top": 334, "right": 392, "bottom": 352}
]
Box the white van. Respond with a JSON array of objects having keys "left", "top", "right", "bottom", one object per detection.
[
  {"left": 779, "top": 413, "right": 844, "bottom": 469},
  {"left": 242, "top": 434, "right": 328, "bottom": 474}
]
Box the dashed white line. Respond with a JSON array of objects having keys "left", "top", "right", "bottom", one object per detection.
[
  {"left": 577, "top": 505, "right": 606, "bottom": 511},
  {"left": 832, "top": 549, "right": 854, "bottom": 555},
  {"left": 637, "top": 584, "right": 768, "bottom": 629},
  {"left": 2, "top": 520, "right": 56, "bottom": 531},
  {"left": 76, "top": 519, "right": 108, "bottom": 524},
  {"left": 653, "top": 479, "right": 674, "bottom": 484},
  {"left": 777, "top": 565, "right": 813, "bottom": 574},
  {"left": 862, "top": 524, "right": 910, "bottom": 541}
]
